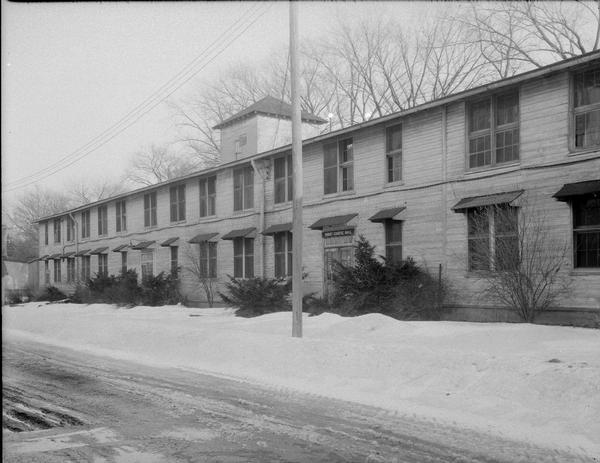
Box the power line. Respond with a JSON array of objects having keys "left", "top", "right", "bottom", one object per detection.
[{"left": 6, "top": 3, "right": 272, "bottom": 192}]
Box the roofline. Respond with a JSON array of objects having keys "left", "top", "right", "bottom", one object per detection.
[
  {"left": 213, "top": 110, "right": 327, "bottom": 130},
  {"left": 37, "top": 51, "right": 600, "bottom": 223}
]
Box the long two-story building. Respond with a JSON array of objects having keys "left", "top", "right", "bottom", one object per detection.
[{"left": 37, "top": 53, "right": 600, "bottom": 325}]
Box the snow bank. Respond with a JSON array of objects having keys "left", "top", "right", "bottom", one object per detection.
[{"left": 3, "top": 302, "right": 599, "bottom": 455}]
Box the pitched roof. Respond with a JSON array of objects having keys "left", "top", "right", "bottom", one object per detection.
[{"left": 213, "top": 96, "right": 327, "bottom": 129}]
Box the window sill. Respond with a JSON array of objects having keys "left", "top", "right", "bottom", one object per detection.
[
  {"left": 170, "top": 220, "right": 187, "bottom": 225},
  {"left": 567, "top": 147, "right": 600, "bottom": 157},
  {"left": 383, "top": 181, "right": 404, "bottom": 189},
  {"left": 198, "top": 215, "right": 217, "bottom": 221},
  {"left": 323, "top": 190, "right": 355, "bottom": 200},
  {"left": 271, "top": 202, "right": 292, "bottom": 211},
  {"left": 465, "top": 161, "right": 520, "bottom": 176},
  {"left": 144, "top": 225, "right": 158, "bottom": 230},
  {"left": 232, "top": 209, "right": 255, "bottom": 215},
  {"left": 570, "top": 268, "right": 600, "bottom": 276}
]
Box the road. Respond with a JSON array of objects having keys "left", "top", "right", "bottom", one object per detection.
[{"left": 2, "top": 339, "right": 591, "bottom": 463}]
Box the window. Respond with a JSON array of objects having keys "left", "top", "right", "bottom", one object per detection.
[
  {"left": 573, "top": 68, "right": 600, "bottom": 149},
  {"left": 81, "top": 255, "right": 91, "bottom": 281},
  {"left": 468, "top": 92, "right": 519, "bottom": 169},
  {"left": 53, "top": 218, "right": 61, "bottom": 243},
  {"left": 467, "top": 206, "right": 518, "bottom": 271},
  {"left": 67, "top": 259, "right": 75, "bottom": 283},
  {"left": 199, "top": 242, "right": 217, "bottom": 278},
  {"left": 141, "top": 249, "right": 154, "bottom": 280},
  {"left": 274, "top": 155, "right": 293, "bottom": 204},
  {"left": 324, "top": 138, "right": 353, "bottom": 194},
  {"left": 235, "top": 134, "right": 247, "bottom": 155},
  {"left": 98, "top": 254, "right": 108, "bottom": 277},
  {"left": 116, "top": 200, "right": 127, "bottom": 232},
  {"left": 573, "top": 195, "right": 600, "bottom": 268},
  {"left": 170, "top": 185, "right": 186, "bottom": 222},
  {"left": 144, "top": 192, "right": 157, "bottom": 228},
  {"left": 274, "top": 231, "right": 293, "bottom": 278},
  {"left": 121, "top": 251, "right": 128, "bottom": 274},
  {"left": 97, "top": 205, "right": 108, "bottom": 236},
  {"left": 44, "top": 261, "right": 50, "bottom": 285},
  {"left": 199, "top": 176, "right": 216, "bottom": 217},
  {"left": 386, "top": 125, "right": 402, "bottom": 183},
  {"left": 233, "top": 166, "right": 254, "bottom": 211},
  {"left": 66, "top": 216, "right": 75, "bottom": 242},
  {"left": 53, "top": 259, "right": 61, "bottom": 283},
  {"left": 385, "top": 220, "right": 403, "bottom": 264},
  {"left": 233, "top": 237, "right": 254, "bottom": 278},
  {"left": 81, "top": 210, "right": 90, "bottom": 239},
  {"left": 44, "top": 222, "right": 48, "bottom": 245},
  {"left": 170, "top": 246, "right": 179, "bottom": 276}
]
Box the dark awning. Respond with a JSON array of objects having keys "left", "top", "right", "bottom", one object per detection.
[
  {"left": 553, "top": 180, "right": 600, "bottom": 201},
  {"left": 309, "top": 214, "right": 358, "bottom": 230},
  {"left": 452, "top": 190, "right": 524, "bottom": 213},
  {"left": 368, "top": 207, "right": 406, "bottom": 223},
  {"left": 131, "top": 241, "right": 155, "bottom": 250},
  {"left": 89, "top": 247, "right": 109, "bottom": 255},
  {"left": 112, "top": 244, "right": 129, "bottom": 252},
  {"left": 61, "top": 251, "right": 75, "bottom": 259},
  {"left": 75, "top": 249, "right": 91, "bottom": 257},
  {"left": 49, "top": 253, "right": 62, "bottom": 260},
  {"left": 221, "top": 227, "right": 256, "bottom": 240},
  {"left": 27, "top": 257, "right": 39, "bottom": 264},
  {"left": 38, "top": 254, "right": 49, "bottom": 261},
  {"left": 262, "top": 223, "right": 293, "bottom": 235},
  {"left": 188, "top": 232, "right": 219, "bottom": 243},
  {"left": 161, "top": 237, "right": 179, "bottom": 247}
]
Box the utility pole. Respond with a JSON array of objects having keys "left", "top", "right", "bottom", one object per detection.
[{"left": 290, "top": 0, "right": 303, "bottom": 338}]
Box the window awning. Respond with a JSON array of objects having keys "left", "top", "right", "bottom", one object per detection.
[
  {"left": 75, "top": 249, "right": 91, "bottom": 257},
  {"left": 38, "top": 254, "right": 49, "bottom": 261},
  {"left": 309, "top": 214, "right": 358, "bottom": 230},
  {"left": 368, "top": 207, "right": 406, "bottom": 223},
  {"left": 188, "top": 232, "right": 219, "bottom": 243},
  {"left": 160, "top": 237, "right": 179, "bottom": 247},
  {"left": 49, "top": 253, "right": 62, "bottom": 260},
  {"left": 131, "top": 241, "right": 155, "bottom": 250},
  {"left": 112, "top": 244, "right": 129, "bottom": 252},
  {"left": 553, "top": 180, "right": 600, "bottom": 202},
  {"left": 262, "top": 223, "right": 293, "bottom": 235},
  {"left": 221, "top": 227, "right": 256, "bottom": 240},
  {"left": 61, "top": 251, "right": 75, "bottom": 258},
  {"left": 89, "top": 246, "right": 109, "bottom": 255},
  {"left": 452, "top": 190, "right": 524, "bottom": 213},
  {"left": 28, "top": 257, "right": 39, "bottom": 264}
]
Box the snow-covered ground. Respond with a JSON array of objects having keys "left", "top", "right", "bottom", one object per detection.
[{"left": 3, "top": 302, "right": 599, "bottom": 456}]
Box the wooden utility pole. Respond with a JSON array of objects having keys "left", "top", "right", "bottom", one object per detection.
[{"left": 290, "top": 0, "right": 303, "bottom": 338}]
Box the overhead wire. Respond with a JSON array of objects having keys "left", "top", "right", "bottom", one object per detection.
[{"left": 5, "top": 2, "right": 272, "bottom": 192}]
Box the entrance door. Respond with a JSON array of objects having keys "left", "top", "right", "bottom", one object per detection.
[{"left": 324, "top": 245, "right": 354, "bottom": 297}]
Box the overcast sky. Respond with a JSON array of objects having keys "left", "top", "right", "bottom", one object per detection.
[{"left": 1, "top": 1, "right": 430, "bottom": 203}]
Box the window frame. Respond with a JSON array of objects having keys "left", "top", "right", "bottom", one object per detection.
[
  {"left": 116, "top": 200, "right": 127, "bottom": 233},
  {"left": 273, "top": 154, "right": 293, "bottom": 205},
  {"left": 169, "top": 184, "right": 186, "bottom": 223},
  {"left": 53, "top": 218, "right": 61, "bottom": 244},
  {"left": 97, "top": 205, "right": 108, "bottom": 236},
  {"left": 67, "top": 258, "right": 75, "bottom": 283},
  {"left": 273, "top": 231, "right": 293, "bottom": 278},
  {"left": 233, "top": 237, "right": 254, "bottom": 278},
  {"left": 199, "top": 241, "right": 217, "bottom": 278},
  {"left": 233, "top": 166, "right": 254, "bottom": 212},
  {"left": 121, "top": 251, "right": 128, "bottom": 275},
  {"left": 384, "top": 220, "right": 403, "bottom": 264},
  {"left": 199, "top": 176, "right": 217, "bottom": 217},
  {"left": 170, "top": 246, "right": 179, "bottom": 276},
  {"left": 143, "top": 192, "right": 157, "bottom": 228},
  {"left": 44, "top": 222, "right": 49, "bottom": 245},
  {"left": 81, "top": 255, "right": 91, "bottom": 281},
  {"left": 571, "top": 67, "right": 600, "bottom": 152},
  {"left": 141, "top": 249, "right": 154, "bottom": 280},
  {"left": 466, "top": 90, "right": 520, "bottom": 171},
  {"left": 53, "top": 259, "right": 61, "bottom": 283},
  {"left": 385, "top": 124, "right": 403, "bottom": 184},
  {"left": 44, "top": 261, "right": 50, "bottom": 285},
  {"left": 66, "top": 216, "right": 75, "bottom": 242},
  {"left": 572, "top": 194, "right": 600, "bottom": 268},
  {"left": 98, "top": 254, "right": 108, "bottom": 277},
  {"left": 323, "top": 137, "right": 354, "bottom": 195},
  {"left": 81, "top": 210, "right": 91, "bottom": 239}
]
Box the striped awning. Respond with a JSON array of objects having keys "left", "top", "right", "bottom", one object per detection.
[
  {"left": 131, "top": 240, "right": 155, "bottom": 250},
  {"left": 262, "top": 223, "right": 293, "bottom": 235},
  {"left": 368, "top": 207, "right": 406, "bottom": 223},
  {"left": 221, "top": 228, "right": 256, "bottom": 240},
  {"left": 452, "top": 190, "right": 524, "bottom": 213},
  {"left": 89, "top": 247, "right": 109, "bottom": 255},
  {"left": 112, "top": 244, "right": 129, "bottom": 252},
  {"left": 309, "top": 214, "right": 357, "bottom": 230},
  {"left": 553, "top": 180, "right": 600, "bottom": 201},
  {"left": 160, "top": 237, "right": 179, "bottom": 247},
  {"left": 188, "top": 232, "right": 219, "bottom": 243}
]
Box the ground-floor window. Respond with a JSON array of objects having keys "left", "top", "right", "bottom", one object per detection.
[
  {"left": 323, "top": 229, "right": 355, "bottom": 294},
  {"left": 98, "top": 254, "right": 108, "bottom": 277},
  {"left": 384, "top": 220, "right": 403, "bottom": 264},
  {"left": 233, "top": 238, "right": 254, "bottom": 278},
  {"left": 81, "top": 256, "right": 91, "bottom": 281},
  {"left": 121, "top": 251, "right": 128, "bottom": 274},
  {"left": 199, "top": 242, "right": 217, "bottom": 278},
  {"left": 170, "top": 246, "right": 179, "bottom": 276},
  {"left": 44, "top": 261, "right": 50, "bottom": 285},
  {"left": 67, "top": 259, "right": 75, "bottom": 283},
  {"left": 274, "top": 231, "right": 293, "bottom": 278},
  {"left": 53, "top": 259, "right": 61, "bottom": 283},
  {"left": 467, "top": 205, "right": 518, "bottom": 271},
  {"left": 141, "top": 250, "right": 154, "bottom": 280},
  {"left": 573, "top": 195, "right": 600, "bottom": 268}
]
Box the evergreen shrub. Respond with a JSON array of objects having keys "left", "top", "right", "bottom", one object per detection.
[{"left": 219, "top": 276, "right": 292, "bottom": 317}]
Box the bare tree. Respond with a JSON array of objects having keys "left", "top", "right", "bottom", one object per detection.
[
  {"left": 183, "top": 243, "right": 217, "bottom": 307},
  {"left": 468, "top": 203, "right": 570, "bottom": 322},
  {"left": 126, "top": 144, "right": 203, "bottom": 187},
  {"left": 68, "top": 178, "right": 127, "bottom": 206}
]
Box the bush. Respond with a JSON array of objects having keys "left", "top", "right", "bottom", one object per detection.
[
  {"left": 35, "top": 286, "right": 68, "bottom": 302},
  {"left": 140, "top": 271, "right": 184, "bottom": 306},
  {"left": 330, "top": 235, "right": 446, "bottom": 320},
  {"left": 219, "top": 276, "right": 292, "bottom": 317}
]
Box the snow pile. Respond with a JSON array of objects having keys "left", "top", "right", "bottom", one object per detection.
[{"left": 3, "top": 302, "right": 599, "bottom": 454}]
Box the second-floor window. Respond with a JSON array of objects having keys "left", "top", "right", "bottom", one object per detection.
[
  {"left": 233, "top": 237, "right": 254, "bottom": 278},
  {"left": 116, "top": 200, "right": 127, "bottom": 232},
  {"left": 144, "top": 192, "right": 157, "bottom": 228},
  {"left": 199, "top": 176, "right": 216, "bottom": 217},
  {"left": 233, "top": 166, "right": 254, "bottom": 211},
  {"left": 97, "top": 205, "right": 108, "bottom": 236},
  {"left": 324, "top": 138, "right": 353, "bottom": 195},
  {"left": 44, "top": 222, "right": 49, "bottom": 245},
  {"left": 53, "top": 218, "right": 61, "bottom": 243},
  {"left": 574, "top": 67, "right": 600, "bottom": 149},
  {"left": 386, "top": 125, "right": 402, "bottom": 183},
  {"left": 468, "top": 92, "right": 519, "bottom": 169},
  {"left": 170, "top": 185, "right": 186, "bottom": 222},
  {"left": 66, "top": 216, "right": 75, "bottom": 242},
  {"left": 274, "top": 155, "right": 293, "bottom": 204},
  {"left": 81, "top": 210, "right": 90, "bottom": 239}
]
